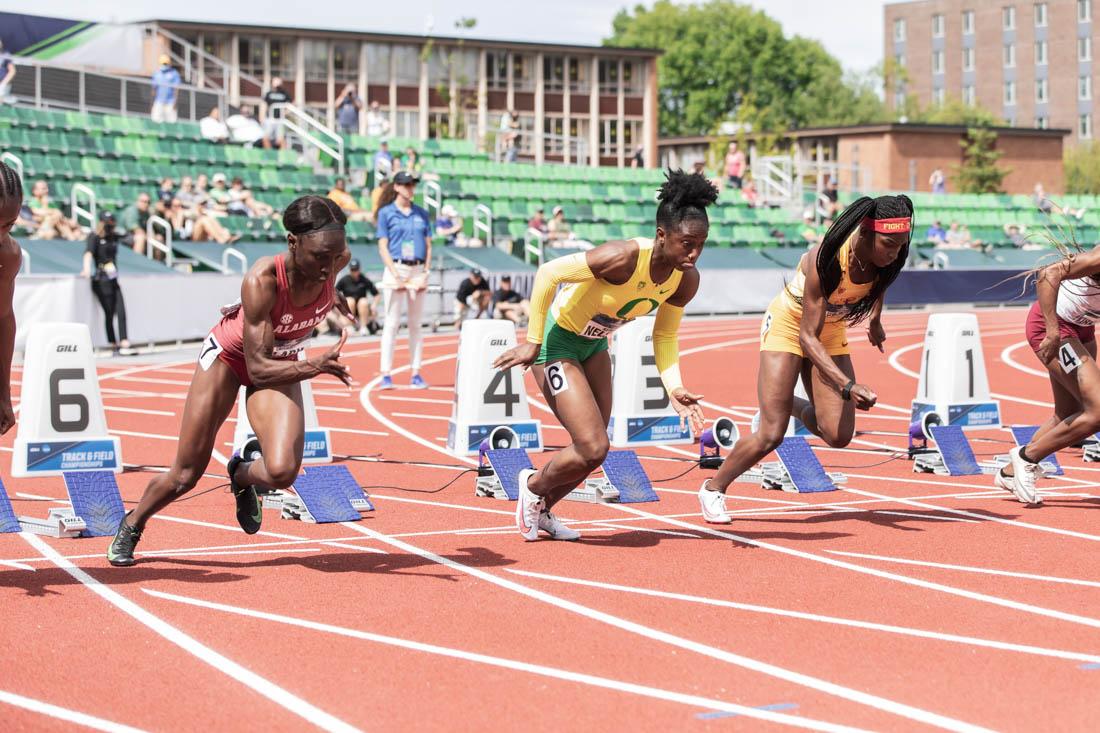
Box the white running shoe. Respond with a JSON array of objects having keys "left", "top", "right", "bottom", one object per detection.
[
  {"left": 1004, "top": 447, "right": 1043, "bottom": 505},
  {"left": 515, "top": 468, "right": 544, "bottom": 541},
  {"left": 698, "top": 479, "right": 732, "bottom": 524},
  {"left": 538, "top": 509, "right": 580, "bottom": 541}
]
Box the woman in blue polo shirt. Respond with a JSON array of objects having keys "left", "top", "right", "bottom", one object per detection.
[{"left": 377, "top": 171, "right": 433, "bottom": 389}]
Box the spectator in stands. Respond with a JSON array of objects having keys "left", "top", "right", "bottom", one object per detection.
[
  {"left": 528, "top": 207, "right": 548, "bottom": 238},
  {"left": 366, "top": 100, "right": 390, "bottom": 137},
  {"left": 336, "top": 259, "right": 380, "bottom": 336},
  {"left": 327, "top": 177, "right": 372, "bottom": 223},
  {"left": 230, "top": 178, "right": 273, "bottom": 218},
  {"left": 740, "top": 179, "right": 759, "bottom": 207},
  {"left": 403, "top": 147, "right": 423, "bottom": 175},
  {"left": 941, "top": 221, "right": 972, "bottom": 249},
  {"left": 548, "top": 206, "right": 574, "bottom": 246},
  {"left": 150, "top": 55, "right": 181, "bottom": 123},
  {"left": 493, "top": 275, "right": 529, "bottom": 324},
  {"left": 724, "top": 141, "right": 745, "bottom": 189},
  {"left": 154, "top": 177, "right": 176, "bottom": 217},
  {"left": 0, "top": 40, "right": 16, "bottom": 105},
  {"left": 200, "top": 107, "right": 230, "bottom": 144},
  {"left": 692, "top": 160, "right": 707, "bottom": 177},
  {"left": 374, "top": 140, "right": 394, "bottom": 172},
  {"left": 929, "top": 167, "right": 947, "bottom": 194},
  {"left": 370, "top": 179, "right": 392, "bottom": 223},
  {"left": 500, "top": 110, "right": 520, "bottom": 163},
  {"left": 262, "top": 77, "right": 291, "bottom": 150},
  {"left": 630, "top": 144, "right": 644, "bottom": 169},
  {"left": 435, "top": 204, "right": 465, "bottom": 246},
  {"left": 206, "top": 173, "right": 233, "bottom": 215},
  {"left": 335, "top": 84, "right": 362, "bottom": 135},
  {"left": 1004, "top": 223, "right": 1029, "bottom": 248},
  {"left": 27, "top": 180, "right": 82, "bottom": 240},
  {"left": 455, "top": 268, "right": 492, "bottom": 321},
  {"left": 1034, "top": 183, "right": 1054, "bottom": 215},
  {"left": 822, "top": 178, "right": 840, "bottom": 216},
  {"left": 226, "top": 104, "right": 264, "bottom": 146},
  {"left": 82, "top": 211, "right": 130, "bottom": 353},
  {"left": 118, "top": 192, "right": 151, "bottom": 254},
  {"left": 176, "top": 176, "right": 205, "bottom": 212},
  {"left": 800, "top": 210, "right": 823, "bottom": 246},
  {"left": 165, "top": 197, "right": 239, "bottom": 245},
  {"left": 924, "top": 219, "right": 947, "bottom": 244}
]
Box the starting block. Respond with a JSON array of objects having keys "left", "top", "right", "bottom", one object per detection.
[
  {"left": 734, "top": 437, "right": 843, "bottom": 493},
  {"left": 567, "top": 450, "right": 659, "bottom": 503},
  {"left": 1002, "top": 425, "right": 1063, "bottom": 476},
  {"left": 0, "top": 478, "right": 21, "bottom": 533},
  {"left": 913, "top": 425, "right": 983, "bottom": 476},
  {"left": 18, "top": 471, "right": 125, "bottom": 538},
  {"left": 1084, "top": 433, "right": 1100, "bottom": 462},
  {"left": 475, "top": 448, "right": 534, "bottom": 500},
  {"left": 261, "top": 465, "right": 374, "bottom": 523}
]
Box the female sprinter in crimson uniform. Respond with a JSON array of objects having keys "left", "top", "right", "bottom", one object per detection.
[
  {"left": 107, "top": 196, "right": 356, "bottom": 566},
  {"left": 0, "top": 161, "right": 21, "bottom": 436},
  {"left": 493, "top": 170, "right": 716, "bottom": 541},
  {"left": 994, "top": 246, "right": 1100, "bottom": 506},
  {"left": 699, "top": 195, "right": 913, "bottom": 523}
]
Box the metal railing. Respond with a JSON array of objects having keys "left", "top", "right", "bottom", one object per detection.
[
  {"left": 146, "top": 215, "right": 174, "bottom": 268},
  {"left": 374, "top": 156, "right": 392, "bottom": 185},
  {"left": 271, "top": 102, "right": 345, "bottom": 175},
  {"left": 147, "top": 24, "right": 262, "bottom": 104},
  {"left": 524, "top": 228, "right": 545, "bottom": 266},
  {"left": 8, "top": 56, "right": 225, "bottom": 121},
  {"left": 0, "top": 152, "right": 22, "bottom": 188},
  {"left": 493, "top": 130, "right": 590, "bottom": 166},
  {"left": 70, "top": 184, "right": 97, "bottom": 231},
  {"left": 222, "top": 247, "right": 247, "bottom": 274},
  {"left": 422, "top": 180, "right": 442, "bottom": 220},
  {"left": 19, "top": 247, "right": 30, "bottom": 275},
  {"left": 473, "top": 204, "right": 493, "bottom": 248},
  {"left": 932, "top": 251, "right": 950, "bottom": 269},
  {"left": 755, "top": 155, "right": 795, "bottom": 208}
]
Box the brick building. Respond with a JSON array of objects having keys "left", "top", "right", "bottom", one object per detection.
[{"left": 885, "top": 0, "right": 1097, "bottom": 145}]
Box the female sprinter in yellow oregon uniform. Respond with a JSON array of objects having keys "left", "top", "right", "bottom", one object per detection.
[
  {"left": 493, "top": 170, "right": 717, "bottom": 541},
  {"left": 698, "top": 194, "right": 914, "bottom": 523}
]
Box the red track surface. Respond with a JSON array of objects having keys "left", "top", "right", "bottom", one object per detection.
[{"left": 2, "top": 309, "right": 1099, "bottom": 732}]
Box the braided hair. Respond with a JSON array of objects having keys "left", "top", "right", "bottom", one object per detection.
[
  {"left": 793, "top": 194, "right": 914, "bottom": 326},
  {"left": 656, "top": 168, "right": 719, "bottom": 231},
  {"left": 0, "top": 160, "right": 23, "bottom": 206},
  {"left": 282, "top": 194, "right": 347, "bottom": 236}
]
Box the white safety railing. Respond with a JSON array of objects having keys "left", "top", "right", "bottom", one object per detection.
[
  {"left": 474, "top": 204, "right": 493, "bottom": 248},
  {"left": 221, "top": 247, "right": 247, "bottom": 275},
  {"left": 70, "top": 183, "right": 97, "bottom": 231},
  {"left": 1, "top": 152, "right": 23, "bottom": 187},
  {"left": 148, "top": 23, "right": 262, "bottom": 104},
  {"left": 524, "top": 228, "right": 545, "bottom": 266},
  {"left": 146, "top": 215, "right": 174, "bottom": 268},
  {"left": 9, "top": 57, "right": 225, "bottom": 121},
  {"left": 19, "top": 247, "right": 30, "bottom": 275},
  {"left": 932, "top": 251, "right": 950, "bottom": 269},
  {"left": 373, "top": 156, "right": 393, "bottom": 185},
  {"left": 271, "top": 102, "right": 345, "bottom": 175},
  {"left": 755, "top": 155, "right": 795, "bottom": 208},
  {"left": 422, "top": 180, "right": 442, "bottom": 220}
]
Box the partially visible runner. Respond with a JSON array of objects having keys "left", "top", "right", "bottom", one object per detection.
[
  {"left": 0, "top": 161, "right": 22, "bottom": 435},
  {"left": 699, "top": 195, "right": 913, "bottom": 523},
  {"left": 107, "top": 196, "right": 356, "bottom": 566},
  {"left": 493, "top": 170, "right": 716, "bottom": 541},
  {"left": 998, "top": 245, "right": 1100, "bottom": 505}
]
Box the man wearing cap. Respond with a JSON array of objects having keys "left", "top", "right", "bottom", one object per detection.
[
  {"left": 335, "top": 259, "right": 380, "bottom": 336},
  {"left": 454, "top": 268, "right": 492, "bottom": 321},
  {"left": 548, "top": 205, "right": 572, "bottom": 245},
  {"left": 435, "top": 204, "right": 465, "bottom": 247},
  {"left": 377, "top": 171, "right": 432, "bottom": 389},
  {"left": 151, "top": 55, "right": 181, "bottom": 123},
  {"left": 81, "top": 211, "right": 130, "bottom": 352}
]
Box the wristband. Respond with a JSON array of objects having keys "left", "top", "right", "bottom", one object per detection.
[{"left": 841, "top": 379, "right": 855, "bottom": 401}]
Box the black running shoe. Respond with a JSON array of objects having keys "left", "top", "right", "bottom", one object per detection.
[
  {"left": 107, "top": 511, "right": 142, "bottom": 567},
  {"left": 227, "top": 451, "right": 263, "bottom": 535}
]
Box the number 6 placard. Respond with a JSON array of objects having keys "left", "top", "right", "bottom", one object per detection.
[{"left": 12, "top": 322, "right": 122, "bottom": 476}]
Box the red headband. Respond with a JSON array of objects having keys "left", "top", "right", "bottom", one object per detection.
[{"left": 861, "top": 216, "right": 911, "bottom": 234}]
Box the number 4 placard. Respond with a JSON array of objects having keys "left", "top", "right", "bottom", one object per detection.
[{"left": 13, "top": 323, "right": 121, "bottom": 476}]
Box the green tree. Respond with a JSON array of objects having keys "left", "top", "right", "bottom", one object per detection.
[
  {"left": 953, "top": 126, "right": 1010, "bottom": 193},
  {"left": 918, "top": 96, "right": 1000, "bottom": 126},
  {"left": 1065, "top": 142, "right": 1100, "bottom": 194},
  {"left": 605, "top": 0, "right": 884, "bottom": 136}
]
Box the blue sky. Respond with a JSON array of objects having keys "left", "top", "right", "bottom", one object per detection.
[{"left": 0, "top": 0, "right": 888, "bottom": 73}]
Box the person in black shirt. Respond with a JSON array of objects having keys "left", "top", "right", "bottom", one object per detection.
[
  {"left": 262, "top": 77, "right": 291, "bottom": 150},
  {"left": 454, "top": 268, "right": 491, "bottom": 321},
  {"left": 335, "top": 259, "right": 380, "bottom": 335},
  {"left": 492, "top": 275, "right": 529, "bottom": 324},
  {"left": 81, "top": 211, "right": 130, "bottom": 353}
]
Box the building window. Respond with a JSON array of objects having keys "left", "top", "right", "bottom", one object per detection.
[
  {"left": 623, "top": 60, "right": 644, "bottom": 95},
  {"left": 394, "top": 109, "right": 420, "bottom": 138},
  {"left": 393, "top": 45, "right": 420, "bottom": 86},
  {"left": 427, "top": 46, "right": 450, "bottom": 86},
  {"left": 238, "top": 36, "right": 265, "bottom": 78},
  {"left": 1036, "top": 78, "right": 1049, "bottom": 103},
  {"left": 268, "top": 38, "right": 294, "bottom": 80},
  {"left": 932, "top": 50, "right": 944, "bottom": 74},
  {"left": 932, "top": 13, "right": 945, "bottom": 37},
  {"left": 303, "top": 40, "right": 328, "bottom": 83},
  {"left": 366, "top": 44, "right": 391, "bottom": 86},
  {"left": 1080, "top": 113, "right": 1093, "bottom": 138},
  {"left": 452, "top": 50, "right": 478, "bottom": 89},
  {"left": 1035, "top": 2, "right": 1048, "bottom": 26},
  {"left": 486, "top": 52, "right": 508, "bottom": 91},
  {"left": 1035, "top": 40, "right": 1048, "bottom": 65},
  {"left": 1081, "top": 36, "right": 1093, "bottom": 61},
  {"left": 962, "top": 10, "right": 975, "bottom": 34},
  {"left": 332, "top": 42, "right": 359, "bottom": 83},
  {"left": 512, "top": 54, "right": 536, "bottom": 92},
  {"left": 933, "top": 87, "right": 946, "bottom": 105},
  {"left": 599, "top": 118, "right": 620, "bottom": 157},
  {"left": 1036, "top": 115, "right": 1048, "bottom": 128},
  {"left": 1080, "top": 0, "right": 1092, "bottom": 22},
  {"left": 543, "top": 55, "right": 565, "bottom": 92},
  {"left": 894, "top": 18, "right": 907, "bottom": 42},
  {"left": 1082, "top": 75, "right": 1093, "bottom": 100},
  {"left": 894, "top": 51, "right": 905, "bottom": 68},
  {"left": 1004, "top": 43, "right": 1016, "bottom": 67},
  {"left": 962, "top": 47, "right": 975, "bottom": 71},
  {"left": 963, "top": 84, "right": 976, "bottom": 104},
  {"left": 1005, "top": 80, "right": 1017, "bottom": 104},
  {"left": 1003, "top": 6, "right": 1016, "bottom": 29},
  {"left": 567, "top": 58, "right": 589, "bottom": 93},
  {"left": 598, "top": 60, "right": 620, "bottom": 94}
]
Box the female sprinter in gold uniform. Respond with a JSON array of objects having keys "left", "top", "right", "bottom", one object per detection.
[
  {"left": 493, "top": 170, "right": 718, "bottom": 540},
  {"left": 698, "top": 195, "right": 914, "bottom": 523}
]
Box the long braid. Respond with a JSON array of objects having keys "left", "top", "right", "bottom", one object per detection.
[{"left": 0, "top": 161, "right": 23, "bottom": 204}]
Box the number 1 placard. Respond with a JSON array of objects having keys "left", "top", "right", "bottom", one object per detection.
[
  {"left": 910, "top": 313, "right": 1001, "bottom": 430},
  {"left": 12, "top": 323, "right": 121, "bottom": 476}
]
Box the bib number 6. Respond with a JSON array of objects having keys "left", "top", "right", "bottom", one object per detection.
[{"left": 545, "top": 361, "right": 569, "bottom": 396}]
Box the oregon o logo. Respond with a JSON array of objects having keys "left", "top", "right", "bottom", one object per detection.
[{"left": 616, "top": 297, "right": 660, "bottom": 320}]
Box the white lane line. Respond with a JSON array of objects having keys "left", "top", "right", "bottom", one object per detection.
[
  {"left": 315, "top": 405, "right": 357, "bottom": 413},
  {"left": 375, "top": 395, "right": 454, "bottom": 405},
  {"left": 611, "top": 504, "right": 1100, "bottom": 632},
  {"left": 392, "top": 412, "right": 449, "bottom": 421},
  {"left": 20, "top": 533, "right": 361, "bottom": 733},
  {"left": 143, "top": 589, "right": 864, "bottom": 733},
  {"left": 0, "top": 688, "right": 148, "bottom": 733},
  {"left": 101, "top": 388, "right": 187, "bottom": 400},
  {"left": 1000, "top": 341, "right": 1047, "bottom": 378},
  {"left": 104, "top": 405, "right": 177, "bottom": 417},
  {"left": 341, "top": 524, "right": 991, "bottom": 733},
  {"left": 507, "top": 569, "right": 1100, "bottom": 666},
  {"left": 116, "top": 376, "right": 192, "bottom": 386},
  {"left": 327, "top": 426, "right": 390, "bottom": 437},
  {"left": 827, "top": 550, "right": 1100, "bottom": 589}
]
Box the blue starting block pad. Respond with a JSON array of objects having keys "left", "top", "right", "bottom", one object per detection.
[
  {"left": 1007, "top": 426, "right": 1063, "bottom": 476},
  {"left": 264, "top": 466, "right": 372, "bottom": 523},
  {"left": 475, "top": 448, "right": 535, "bottom": 500},
  {"left": 302, "top": 465, "right": 375, "bottom": 512},
  {"left": 926, "top": 425, "right": 981, "bottom": 476},
  {"left": 599, "top": 450, "right": 658, "bottom": 503},
  {"left": 64, "top": 471, "right": 126, "bottom": 537},
  {"left": 0, "top": 478, "right": 20, "bottom": 533},
  {"left": 774, "top": 437, "right": 837, "bottom": 493}
]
